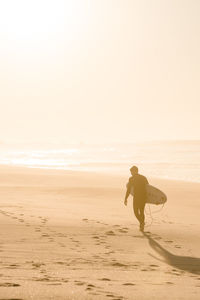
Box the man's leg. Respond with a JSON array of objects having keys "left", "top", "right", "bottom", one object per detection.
[
  {"left": 133, "top": 200, "right": 141, "bottom": 224},
  {"left": 139, "top": 202, "right": 145, "bottom": 224}
]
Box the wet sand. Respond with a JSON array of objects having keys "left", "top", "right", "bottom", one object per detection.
[{"left": 0, "top": 165, "right": 200, "bottom": 299}]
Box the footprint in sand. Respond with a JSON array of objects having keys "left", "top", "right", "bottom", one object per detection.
[
  {"left": 41, "top": 233, "right": 50, "bottom": 237},
  {"left": 75, "top": 281, "right": 85, "bottom": 286},
  {"left": 99, "top": 278, "right": 111, "bottom": 281},
  {"left": 85, "top": 284, "right": 96, "bottom": 291},
  {"left": 0, "top": 282, "right": 20, "bottom": 287},
  {"left": 7, "top": 264, "right": 19, "bottom": 269},
  {"left": 149, "top": 264, "right": 159, "bottom": 268},
  {"left": 0, "top": 299, "right": 23, "bottom": 300},
  {"left": 34, "top": 277, "right": 50, "bottom": 282},
  {"left": 111, "top": 262, "right": 127, "bottom": 267},
  {"left": 105, "top": 231, "right": 116, "bottom": 236},
  {"left": 92, "top": 236, "right": 99, "bottom": 240},
  {"left": 41, "top": 218, "right": 48, "bottom": 223},
  {"left": 88, "top": 284, "right": 96, "bottom": 288},
  {"left": 123, "top": 283, "right": 135, "bottom": 286},
  {"left": 32, "top": 262, "right": 45, "bottom": 268},
  {"left": 101, "top": 293, "right": 123, "bottom": 299},
  {"left": 55, "top": 261, "right": 65, "bottom": 265}
]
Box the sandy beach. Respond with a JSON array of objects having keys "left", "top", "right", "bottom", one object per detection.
[{"left": 0, "top": 165, "right": 200, "bottom": 300}]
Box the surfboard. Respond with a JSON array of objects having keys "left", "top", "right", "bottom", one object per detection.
[{"left": 127, "top": 183, "right": 167, "bottom": 205}]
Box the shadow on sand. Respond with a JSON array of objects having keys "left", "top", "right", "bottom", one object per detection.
[{"left": 143, "top": 232, "right": 200, "bottom": 275}]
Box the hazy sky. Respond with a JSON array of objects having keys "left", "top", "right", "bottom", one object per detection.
[{"left": 0, "top": 0, "right": 200, "bottom": 143}]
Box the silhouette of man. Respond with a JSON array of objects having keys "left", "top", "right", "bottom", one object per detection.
[{"left": 124, "top": 166, "right": 148, "bottom": 231}]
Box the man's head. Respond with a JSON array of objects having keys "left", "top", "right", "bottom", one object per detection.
[{"left": 130, "top": 165, "right": 138, "bottom": 176}]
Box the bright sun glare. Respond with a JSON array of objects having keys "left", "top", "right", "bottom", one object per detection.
[{"left": 1, "top": 0, "right": 89, "bottom": 41}]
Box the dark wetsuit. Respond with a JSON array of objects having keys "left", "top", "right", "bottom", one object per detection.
[{"left": 127, "top": 174, "right": 148, "bottom": 225}]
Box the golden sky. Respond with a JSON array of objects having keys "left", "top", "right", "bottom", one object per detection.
[{"left": 0, "top": 0, "right": 200, "bottom": 143}]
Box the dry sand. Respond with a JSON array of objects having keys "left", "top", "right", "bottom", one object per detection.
[{"left": 0, "top": 165, "right": 200, "bottom": 299}]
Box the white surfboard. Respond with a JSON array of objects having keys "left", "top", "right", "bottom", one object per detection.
[{"left": 127, "top": 183, "right": 167, "bottom": 205}]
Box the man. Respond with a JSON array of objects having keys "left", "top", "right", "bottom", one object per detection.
[{"left": 124, "top": 166, "right": 149, "bottom": 231}]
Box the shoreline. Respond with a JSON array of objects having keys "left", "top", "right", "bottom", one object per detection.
[{"left": 0, "top": 163, "right": 200, "bottom": 185}]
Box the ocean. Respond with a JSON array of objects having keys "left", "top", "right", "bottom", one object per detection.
[{"left": 0, "top": 140, "right": 200, "bottom": 183}]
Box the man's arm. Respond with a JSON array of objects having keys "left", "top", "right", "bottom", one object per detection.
[{"left": 124, "top": 180, "right": 131, "bottom": 206}]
